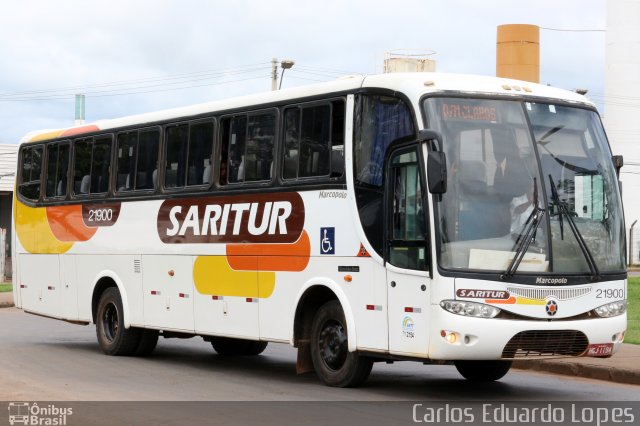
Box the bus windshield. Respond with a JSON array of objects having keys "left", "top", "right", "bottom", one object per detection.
[{"left": 423, "top": 97, "right": 625, "bottom": 276}]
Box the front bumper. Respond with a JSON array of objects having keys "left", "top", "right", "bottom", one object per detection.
[{"left": 428, "top": 305, "right": 627, "bottom": 360}]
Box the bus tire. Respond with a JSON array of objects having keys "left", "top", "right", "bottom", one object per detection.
[
  {"left": 134, "top": 329, "right": 159, "bottom": 357},
  {"left": 95, "top": 287, "right": 141, "bottom": 356},
  {"left": 210, "top": 337, "right": 268, "bottom": 356},
  {"left": 454, "top": 360, "right": 512, "bottom": 382},
  {"left": 310, "top": 300, "right": 373, "bottom": 387}
]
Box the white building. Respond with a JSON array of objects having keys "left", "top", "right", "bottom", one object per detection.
[
  {"left": 0, "top": 144, "right": 17, "bottom": 279},
  {"left": 605, "top": 0, "right": 640, "bottom": 264}
]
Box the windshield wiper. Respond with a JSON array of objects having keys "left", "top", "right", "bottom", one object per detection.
[
  {"left": 548, "top": 175, "right": 601, "bottom": 280},
  {"left": 502, "top": 178, "right": 545, "bottom": 280}
]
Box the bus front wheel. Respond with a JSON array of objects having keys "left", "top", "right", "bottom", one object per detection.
[
  {"left": 454, "top": 360, "right": 512, "bottom": 382},
  {"left": 96, "top": 287, "right": 141, "bottom": 356},
  {"left": 310, "top": 300, "right": 372, "bottom": 387}
]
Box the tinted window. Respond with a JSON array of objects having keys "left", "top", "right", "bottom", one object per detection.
[
  {"left": 92, "top": 137, "right": 112, "bottom": 194},
  {"left": 73, "top": 139, "right": 92, "bottom": 195},
  {"left": 283, "top": 100, "right": 345, "bottom": 180},
  {"left": 222, "top": 113, "right": 275, "bottom": 184},
  {"left": 165, "top": 121, "right": 214, "bottom": 188},
  {"left": 19, "top": 145, "right": 43, "bottom": 201},
  {"left": 388, "top": 150, "right": 427, "bottom": 270},
  {"left": 45, "top": 143, "right": 70, "bottom": 198},
  {"left": 355, "top": 95, "right": 414, "bottom": 187},
  {"left": 73, "top": 136, "right": 112, "bottom": 196},
  {"left": 117, "top": 129, "right": 159, "bottom": 192}
]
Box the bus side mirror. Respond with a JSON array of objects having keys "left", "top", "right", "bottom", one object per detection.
[
  {"left": 613, "top": 155, "right": 623, "bottom": 178},
  {"left": 427, "top": 151, "right": 447, "bottom": 194},
  {"left": 419, "top": 129, "right": 443, "bottom": 151}
]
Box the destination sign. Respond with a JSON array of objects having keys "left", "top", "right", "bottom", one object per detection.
[{"left": 441, "top": 102, "right": 497, "bottom": 122}]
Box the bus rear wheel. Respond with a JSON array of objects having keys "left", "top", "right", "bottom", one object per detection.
[
  {"left": 310, "top": 300, "right": 373, "bottom": 387},
  {"left": 134, "top": 329, "right": 159, "bottom": 356},
  {"left": 96, "top": 287, "right": 141, "bottom": 356},
  {"left": 210, "top": 337, "right": 268, "bottom": 356},
  {"left": 454, "top": 360, "right": 512, "bottom": 382}
]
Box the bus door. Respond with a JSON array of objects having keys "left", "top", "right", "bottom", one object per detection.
[{"left": 385, "top": 146, "right": 431, "bottom": 356}]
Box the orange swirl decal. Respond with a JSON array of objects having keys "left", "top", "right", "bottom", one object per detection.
[
  {"left": 226, "top": 230, "right": 311, "bottom": 272},
  {"left": 45, "top": 202, "right": 122, "bottom": 242},
  {"left": 46, "top": 205, "right": 97, "bottom": 242},
  {"left": 28, "top": 125, "right": 100, "bottom": 142}
]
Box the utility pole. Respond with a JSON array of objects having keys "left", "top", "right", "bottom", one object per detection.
[
  {"left": 630, "top": 219, "right": 638, "bottom": 266},
  {"left": 271, "top": 58, "right": 278, "bottom": 91},
  {"left": 75, "top": 94, "right": 86, "bottom": 125}
]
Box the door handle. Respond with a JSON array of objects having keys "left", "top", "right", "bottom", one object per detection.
[{"left": 390, "top": 281, "right": 396, "bottom": 288}]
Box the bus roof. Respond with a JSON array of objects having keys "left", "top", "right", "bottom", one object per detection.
[{"left": 21, "top": 72, "right": 593, "bottom": 143}]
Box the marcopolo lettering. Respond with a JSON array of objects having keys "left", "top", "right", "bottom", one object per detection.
[
  {"left": 158, "top": 192, "right": 305, "bottom": 244},
  {"left": 536, "top": 277, "right": 568, "bottom": 285}
]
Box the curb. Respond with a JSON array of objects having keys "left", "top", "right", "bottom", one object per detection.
[{"left": 513, "top": 360, "right": 640, "bottom": 386}]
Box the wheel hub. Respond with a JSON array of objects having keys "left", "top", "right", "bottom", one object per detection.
[{"left": 318, "top": 320, "right": 347, "bottom": 370}]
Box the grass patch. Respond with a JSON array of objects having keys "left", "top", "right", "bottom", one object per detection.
[
  {"left": 627, "top": 277, "right": 640, "bottom": 345},
  {"left": 0, "top": 283, "right": 12, "bottom": 293}
]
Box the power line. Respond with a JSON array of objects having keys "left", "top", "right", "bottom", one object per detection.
[
  {"left": 0, "top": 62, "right": 271, "bottom": 98},
  {"left": 539, "top": 27, "right": 605, "bottom": 32},
  {"left": 0, "top": 75, "right": 269, "bottom": 102}
]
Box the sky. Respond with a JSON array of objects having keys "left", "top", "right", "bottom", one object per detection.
[{"left": 0, "top": 0, "right": 607, "bottom": 144}]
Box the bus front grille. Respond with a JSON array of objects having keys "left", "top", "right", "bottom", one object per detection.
[{"left": 501, "top": 330, "right": 588, "bottom": 358}]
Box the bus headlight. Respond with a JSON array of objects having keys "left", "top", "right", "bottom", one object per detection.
[
  {"left": 594, "top": 300, "right": 627, "bottom": 318},
  {"left": 440, "top": 300, "right": 501, "bottom": 318}
]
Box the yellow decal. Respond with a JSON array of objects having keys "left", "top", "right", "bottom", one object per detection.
[
  {"left": 14, "top": 196, "right": 73, "bottom": 254},
  {"left": 193, "top": 256, "right": 276, "bottom": 298},
  {"left": 515, "top": 297, "right": 547, "bottom": 305}
]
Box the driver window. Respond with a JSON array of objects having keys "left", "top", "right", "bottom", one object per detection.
[{"left": 388, "top": 149, "right": 428, "bottom": 270}]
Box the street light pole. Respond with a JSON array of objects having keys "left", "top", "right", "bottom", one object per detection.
[
  {"left": 271, "top": 58, "right": 278, "bottom": 91},
  {"left": 279, "top": 60, "right": 295, "bottom": 90},
  {"left": 630, "top": 219, "right": 638, "bottom": 266}
]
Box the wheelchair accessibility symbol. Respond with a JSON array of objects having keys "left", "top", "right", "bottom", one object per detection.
[{"left": 320, "top": 227, "right": 335, "bottom": 255}]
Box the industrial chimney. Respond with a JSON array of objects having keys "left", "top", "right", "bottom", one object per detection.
[{"left": 496, "top": 24, "right": 540, "bottom": 83}]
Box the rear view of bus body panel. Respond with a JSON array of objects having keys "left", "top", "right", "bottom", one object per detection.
[{"left": 16, "top": 253, "right": 79, "bottom": 321}]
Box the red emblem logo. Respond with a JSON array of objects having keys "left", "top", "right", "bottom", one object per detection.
[{"left": 545, "top": 300, "right": 558, "bottom": 316}]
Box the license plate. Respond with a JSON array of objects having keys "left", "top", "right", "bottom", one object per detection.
[{"left": 586, "top": 343, "right": 614, "bottom": 357}]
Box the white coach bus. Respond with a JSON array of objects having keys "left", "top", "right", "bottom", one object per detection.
[{"left": 13, "top": 72, "right": 627, "bottom": 387}]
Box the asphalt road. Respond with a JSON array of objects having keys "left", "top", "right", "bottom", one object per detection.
[{"left": 1, "top": 307, "right": 639, "bottom": 425}]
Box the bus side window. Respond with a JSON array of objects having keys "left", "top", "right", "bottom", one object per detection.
[
  {"left": 165, "top": 121, "right": 213, "bottom": 189},
  {"left": 91, "top": 136, "right": 112, "bottom": 194},
  {"left": 246, "top": 113, "right": 275, "bottom": 182},
  {"left": 73, "top": 139, "right": 92, "bottom": 195},
  {"left": 353, "top": 94, "right": 415, "bottom": 258},
  {"left": 19, "top": 145, "right": 43, "bottom": 201},
  {"left": 282, "top": 108, "right": 300, "bottom": 180},
  {"left": 226, "top": 116, "right": 247, "bottom": 184},
  {"left": 355, "top": 95, "right": 414, "bottom": 187},
  {"left": 165, "top": 125, "right": 188, "bottom": 188},
  {"left": 136, "top": 130, "right": 159, "bottom": 190},
  {"left": 282, "top": 99, "right": 344, "bottom": 181},
  {"left": 186, "top": 121, "right": 214, "bottom": 186},
  {"left": 388, "top": 150, "right": 427, "bottom": 271},
  {"left": 299, "top": 105, "right": 330, "bottom": 178},
  {"left": 117, "top": 132, "right": 137, "bottom": 192},
  {"left": 45, "top": 142, "right": 70, "bottom": 198},
  {"left": 331, "top": 100, "right": 345, "bottom": 177}
]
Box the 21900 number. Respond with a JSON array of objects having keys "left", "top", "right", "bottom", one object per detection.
[
  {"left": 88, "top": 208, "right": 113, "bottom": 222},
  {"left": 596, "top": 288, "right": 625, "bottom": 299}
]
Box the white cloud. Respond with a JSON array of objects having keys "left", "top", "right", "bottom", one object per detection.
[{"left": 0, "top": 0, "right": 607, "bottom": 143}]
